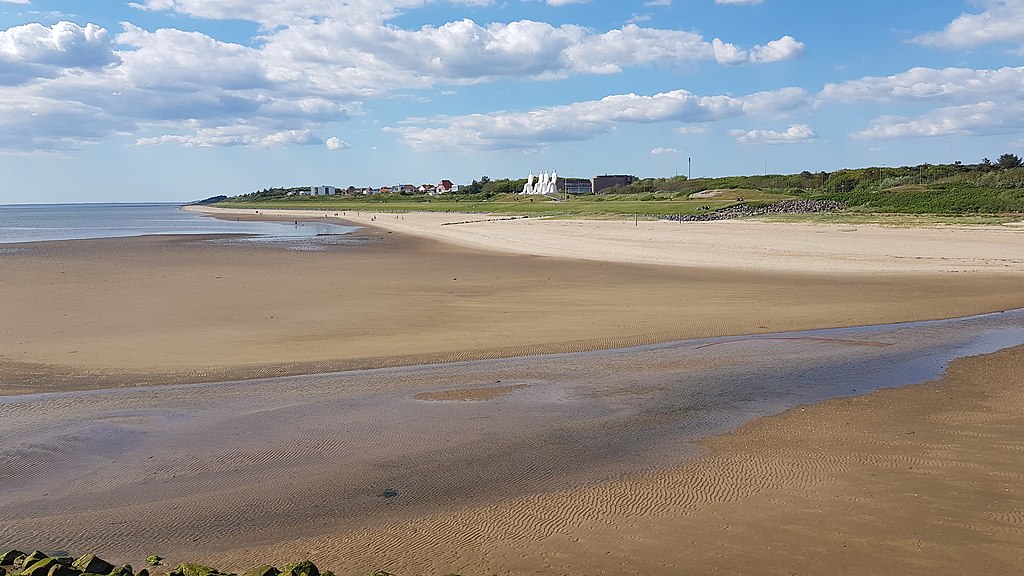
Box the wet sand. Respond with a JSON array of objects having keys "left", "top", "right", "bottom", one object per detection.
[
  {"left": 2, "top": 316, "right": 1023, "bottom": 575},
  {"left": 2, "top": 228, "right": 1024, "bottom": 395},
  {"left": 3, "top": 210, "right": 1024, "bottom": 574}
]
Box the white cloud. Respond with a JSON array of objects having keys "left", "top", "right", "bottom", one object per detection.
[
  {"left": 913, "top": 0, "right": 1024, "bottom": 49},
  {"left": 651, "top": 146, "right": 681, "bottom": 155},
  {"left": 820, "top": 66, "right": 1024, "bottom": 104},
  {"left": 819, "top": 65, "right": 1024, "bottom": 141},
  {"left": 0, "top": 21, "right": 117, "bottom": 85},
  {"left": 136, "top": 127, "right": 321, "bottom": 148},
  {"left": 388, "top": 87, "right": 809, "bottom": 152},
  {"left": 325, "top": 136, "right": 351, "bottom": 150},
  {"left": 730, "top": 124, "right": 817, "bottom": 144},
  {"left": 854, "top": 101, "right": 1024, "bottom": 140},
  {"left": 0, "top": 3, "right": 805, "bottom": 152},
  {"left": 712, "top": 35, "right": 803, "bottom": 65},
  {"left": 676, "top": 125, "right": 708, "bottom": 135}
]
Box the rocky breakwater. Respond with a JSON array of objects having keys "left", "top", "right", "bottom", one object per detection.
[
  {"left": 0, "top": 551, "right": 458, "bottom": 576},
  {"left": 664, "top": 199, "right": 846, "bottom": 222}
]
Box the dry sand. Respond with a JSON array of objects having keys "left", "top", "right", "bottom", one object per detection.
[{"left": 189, "top": 205, "right": 1024, "bottom": 273}]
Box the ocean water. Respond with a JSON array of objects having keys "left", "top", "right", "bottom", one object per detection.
[{"left": 0, "top": 203, "right": 357, "bottom": 244}]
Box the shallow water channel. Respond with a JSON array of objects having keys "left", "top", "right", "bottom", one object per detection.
[{"left": 2, "top": 309, "right": 1023, "bottom": 554}]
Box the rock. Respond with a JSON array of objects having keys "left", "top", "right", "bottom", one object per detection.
[
  {"left": 0, "top": 551, "right": 24, "bottom": 567},
  {"left": 170, "top": 564, "right": 218, "bottom": 576},
  {"left": 21, "top": 558, "right": 57, "bottom": 576},
  {"left": 71, "top": 557, "right": 113, "bottom": 576},
  {"left": 45, "top": 563, "right": 79, "bottom": 576},
  {"left": 242, "top": 566, "right": 279, "bottom": 576},
  {"left": 21, "top": 554, "right": 49, "bottom": 571},
  {"left": 137, "top": 570, "right": 148, "bottom": 576},
  {"left": 663, "top": 199, "right": 846, "bottom": 222},
  {"left": 364, "top": 571, "right": 394, "bottom": 576},
  {"left": 2, "top": 566, "right": 7, "bottom": 576},
  {"left": 281, "top": 563, "right": 317, "bottom": 576},
  {"left": 107, "top": 565, "right": 133, "bottom": 576}
]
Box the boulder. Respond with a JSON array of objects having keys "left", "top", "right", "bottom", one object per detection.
[
  {"left": 107, "top": 565, "right": 133, "bottom": 576},
  {"left": 0, "top": 552, "right": 24, "bottom": 567},
  {"left": 45, "top": 564, "right": 79, "bottom": 576},
  {"left": 21, "top": 558, "right": 57, "bottom": 576},
  {"left": 170, "top": 564, "right": 217, "bottom": 576},
  {"left": 71, "top": 557, "right": 113, "bottom": 576},
  {"left": 242, "top": 566, "right": 278, "bottom": 576},
  {"left": 281, "top": 562, "right": 317, "bottom": 576},
  {"left": 21, "top": 554, "right": 49, "bottom": 570}
]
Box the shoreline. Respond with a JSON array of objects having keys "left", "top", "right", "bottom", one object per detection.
[{"left": 187, "top": 204, "right": 1024, "bottom": 274}]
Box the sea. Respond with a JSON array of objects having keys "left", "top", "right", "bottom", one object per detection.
[{"left": 0, "top": 203, "right": 357, "bottom": 244}]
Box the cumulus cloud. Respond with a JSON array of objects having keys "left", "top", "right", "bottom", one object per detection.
[
  {"left": 388, "top": 87, "right": 809, "bottom": 152},
  {"left": 712, "top": 35, "right": 803, "bottom": 65},
  {"left": 0, "top": 2, "right": 805, "bottom": 152},
  {"left": 819, "top": 65, "right": 1024, "bottom": 141},
  {"left": 854, "top": 101, "right": 1024, "bottom": 139},
  {"left": 0, "top": 21, "right": 118, "bottom": 85},
  {"left": 913, "top": 0, "right": 1024, "bottom": 49},
  {"left": 820, "top": 66, "right": 1024, "bottom": 104},
  {"left": 730, "top": 124, "right": 817, "bottom": 144},
  {"left": 325, "top": 136, "right": 351, "bottom": 150}
]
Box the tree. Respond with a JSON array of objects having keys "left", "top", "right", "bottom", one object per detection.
[{"left": 996, "top": 153, "right": 1023, "bottom": 170}]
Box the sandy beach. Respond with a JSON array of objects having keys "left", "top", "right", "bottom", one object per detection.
[
  {"left": 2, "top": 209, "right": 1023, "bottom": 395},
  {"left": 3, "top": 207, "right": 1024, "bottom": 574},
  {"left": 188, "top": 205, "right": 1024, "bottom": 274}
]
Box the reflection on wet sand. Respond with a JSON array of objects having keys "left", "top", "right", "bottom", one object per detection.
[{"left": 1, "top": 310, "right": 1023, "bottom": 561}]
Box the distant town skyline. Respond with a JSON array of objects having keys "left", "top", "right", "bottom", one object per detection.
[{"left": 1, "top": 0, "right": 1023, "bottom": 203}]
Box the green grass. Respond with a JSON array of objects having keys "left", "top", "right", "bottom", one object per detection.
[
  {"left": 216, "top": 162, "right": 1024, "bottom": 221},
  {"left": 215, "top": 195, "right": 749, "bottom": 217}
]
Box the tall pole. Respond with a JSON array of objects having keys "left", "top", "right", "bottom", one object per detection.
[{"left": 688, "top": 157, "right": 691, "bottom": 180}]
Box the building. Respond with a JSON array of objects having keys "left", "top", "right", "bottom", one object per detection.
[
  {"left": 436, "top": 179, "right": 459, "bottom": 194},
  {"left": 559, "top": 177, "right": 593, "bottom": 195},
  {"left": 311, "top": 185, "right": 337, "bottom": 196},
  {"left": 592, "top": 174, "right": 637, "bottom": 194}
]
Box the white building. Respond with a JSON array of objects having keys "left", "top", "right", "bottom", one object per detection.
[{"left": 311, "top": 185, "right": 337, "bottom": 196}]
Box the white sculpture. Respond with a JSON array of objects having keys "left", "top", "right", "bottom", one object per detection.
[
  {"left": 521, "top": 169, "right": 559, "bottom": 195},
  {"left": 522, "top": 172, "right": 535, "bottom": 195}
]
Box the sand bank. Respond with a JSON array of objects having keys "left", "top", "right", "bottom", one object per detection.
[
  {"left": 2, "top": 225, "right": 1023, "bottom": 395},
  {"left": 188, "top": 205, "right": 1024, "bottom": 274}
]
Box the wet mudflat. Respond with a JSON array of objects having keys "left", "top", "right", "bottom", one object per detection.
[{"left": 2, "top": 309, "right": 1023, "bottom": 559}]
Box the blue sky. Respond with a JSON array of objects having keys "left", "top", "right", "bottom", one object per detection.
[{"left": 1, "top": 0, "right": 1023, "bottom": 203}]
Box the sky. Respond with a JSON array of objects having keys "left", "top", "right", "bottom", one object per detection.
[{"left": 1, "top": 0, "right": 1023, "bottom": 203}]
